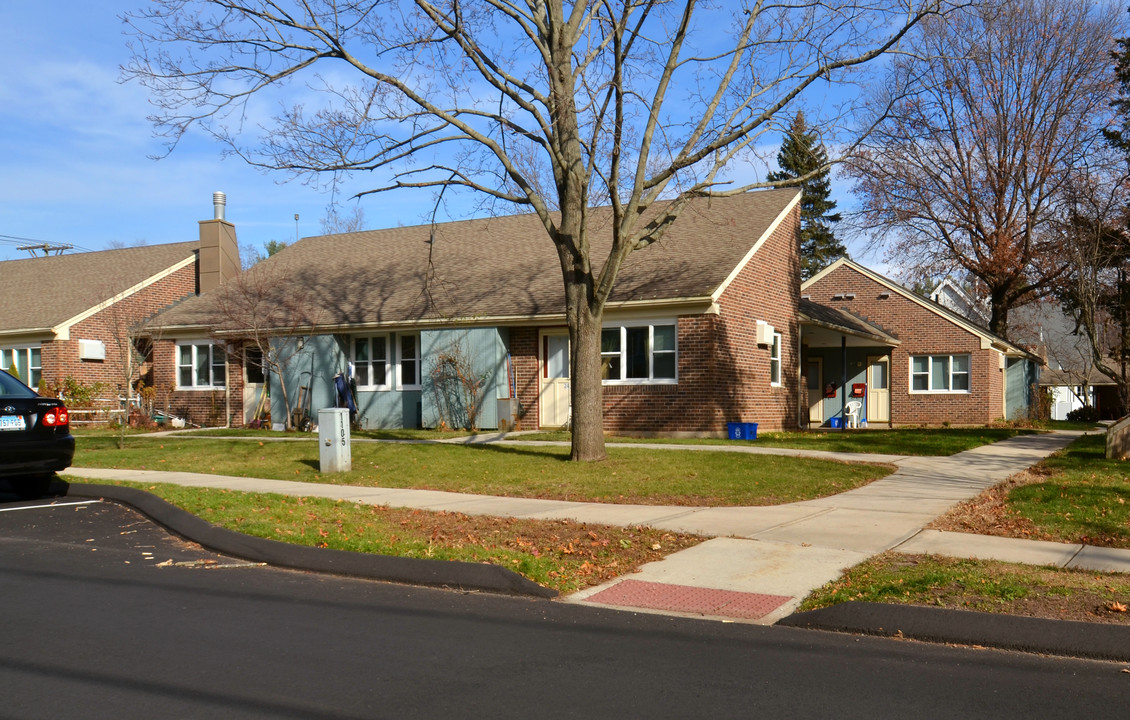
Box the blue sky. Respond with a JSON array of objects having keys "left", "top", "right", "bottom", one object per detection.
[
  {"left": 0, "top": 1, "right": 868, "bottom": 265},
  {"left": 0, "top": 1, "right": 452, "bottom": 263}
]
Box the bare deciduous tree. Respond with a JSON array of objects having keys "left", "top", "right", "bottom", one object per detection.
[
  {"left": 1055, "top": 159, "right": 1130, "bottom": 415},
  {"left": 124, "top": 0, "right": 955, "bottom": 460},
  {"left": 849, "top": 0, "right": 1122, "bottom": 339},
  {"left": 211, "top": 259, "right": 316, "bottom": 430},
  {"left": 321, "top": 204, "right": 367, "bottom": 235}
]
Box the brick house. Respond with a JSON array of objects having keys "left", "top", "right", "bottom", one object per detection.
[
  {"left": 0, "top": 194, "right": 239, "bottom": 426},
  {"left": 0, "top": 243, "right": 198, "bottom": 396},
  {"left": 145, "top": 189, "right": 803, "bottom": 434},
  {"left": 800, "top": 258, "right": 1042, "bottom": 427}
]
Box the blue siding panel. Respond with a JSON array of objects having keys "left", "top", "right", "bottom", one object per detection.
[{"left": 420, "top": 328, "right": 509, "bottom": 430}]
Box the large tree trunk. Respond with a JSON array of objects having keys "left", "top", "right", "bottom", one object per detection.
[
  {"left": 568, "top": 295, "right": 606, "bottom": 462},
  {"left": 988, "top": 286, "right": 1011, "bottom": 339},
  {"left": 546, "top": 11, "right": 607, "bottom": 462}
]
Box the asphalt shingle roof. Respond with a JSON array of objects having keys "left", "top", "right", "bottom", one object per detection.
[
  {"left": 799, "top": 299, "right": 899, "bottom": 344},
  {"left": 151, "top": 190, "right": 799, "bottom": 332},
  {"left": 0, "top": 242, "right": 197, "bottom": 334}
]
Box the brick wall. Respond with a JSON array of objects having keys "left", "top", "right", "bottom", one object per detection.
[
  {"left": 40, "top": 264, "right": 197, "bottom": 400},
  {"left": 509, "top": 326, "right": 541, "bottom": 429},
  {"left": 152, "top": 338, "right": 247, "bottom": 427},
  {"left": 507, "top": 205, "right": 801, "bottom": 435},
  {"left": 805, "top": 264, "right": 1004, "bottom": 425}
]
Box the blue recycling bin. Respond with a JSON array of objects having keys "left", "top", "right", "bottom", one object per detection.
[
  {"left": 727, "top": 422, "right": 758, "bottom": 440},
  {"left": 829, "top": 417, "right": 842, "bottom": 429}
]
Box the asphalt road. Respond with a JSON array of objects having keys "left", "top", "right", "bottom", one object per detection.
[{"left": 1, "top": 495, "right": 1127, "bottom": 719}]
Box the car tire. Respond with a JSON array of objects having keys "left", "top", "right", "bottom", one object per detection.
[{"left": 14, "top": 475, "right": 54, "bottom": 500}]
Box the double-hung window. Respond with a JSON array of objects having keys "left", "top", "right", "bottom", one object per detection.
[
  {"left": 354, "top": 336, "right": 389, "bottom": 390},
  {"left": 177, "top": 342, "right": 226, "bottom": 388},
  {"left": 910, "top": 354, "right": 970, "bottom": 392},
  {"left": 770, "top": 332, "right": 782, "bottom": 386},
  {"left": 600, "top": 322, "right": 677, "bottom": 383},
  {"left": 0, "top": 346, "right": 41, "bottom": 389}
]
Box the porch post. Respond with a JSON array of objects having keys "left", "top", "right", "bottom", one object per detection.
[{"left": 841, "top": 335, "right": 847, "bottom": 432}]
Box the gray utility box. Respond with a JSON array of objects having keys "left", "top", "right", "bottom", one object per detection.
[
  {"left": 497, "top": 398, "right": 520, "bottom": 432},
  {"left": 318, "top": 407, "right": 352, "bottom": 473}
]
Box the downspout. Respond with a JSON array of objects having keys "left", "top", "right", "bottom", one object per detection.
[
  {"left": 797, "top": 330, "right": 803, "bottom": 429},
  {"left": 225, "top": 355, "right": 231, "bottom": 428}
]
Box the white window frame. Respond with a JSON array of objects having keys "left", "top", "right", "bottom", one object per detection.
[
  {"left": 770, "top": 332, "right": 782, "bottom": 387},
  {"left": 353, "top": 334, "right": 391, "bottom": 391},
  {"left": 176, "top": 341, "right": 226, "bottom": 390},
  {"left": 397, "top": 333, "right": 421, "bottom": 390},
  {"left": 0, "top": 345, "right": 42, "bottom": 390},
  {"left": 600, "top": 321, "right": 678, "bottom": 385},
  {"left": 909, "top": 354, "right": 971, "bottom": 394}
]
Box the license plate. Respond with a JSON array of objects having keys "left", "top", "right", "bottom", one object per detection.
[{"left": 0, "top": 415, "right": 26, "bottom": 431}]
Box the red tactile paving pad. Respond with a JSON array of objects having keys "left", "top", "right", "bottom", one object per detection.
[{"left": 586, "top": 580, "right": 792, "bottom": 620}]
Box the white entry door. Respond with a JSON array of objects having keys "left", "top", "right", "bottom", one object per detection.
[
  {"left": 867, "top": 355, "right": 890, "bottom": 424},
  {"left": 539, "top": 330, "right": 571, "bottom": 428}
]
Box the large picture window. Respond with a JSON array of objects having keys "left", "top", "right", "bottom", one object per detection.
[
  {"left": 177, "top": 342, "right": 226, "bottom": 388},
  {"left": 0, "top": 346, "right": 41, "bottom": 390},
  {"left": 910, "top": 354, "right": 970, "bottom": 392},
  {"left": 600, "top": 322, "right": 677, "bottom": 383},
  {"left": 354, "top": 335, "right": 389, "bottom": 390}
]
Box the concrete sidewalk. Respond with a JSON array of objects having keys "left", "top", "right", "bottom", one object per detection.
[{"left": 63, "top": 429, "right": 1130, "bottom": 631}]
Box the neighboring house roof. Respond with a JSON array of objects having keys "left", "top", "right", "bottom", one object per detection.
[
  {"left": 1009, "top": 300, "right": 1090, "bottom": 372},
  {"left": 803, "top": 258, "right": 1041, "bottom": 362},
  {"left": 150, "top": 189, "right": 801, "bottom": 334},
  {"left": 1040, "top": 365, "right": 1119, "bottom": 387},
  {"left": 799, "top": 298, "right": 900, "bottom": 346},
  {"left": 0, "top": 243, "right": 197, "bottom": 339},
  {"left": 929, "top": 277, "right": 990, "bottom": 326}
]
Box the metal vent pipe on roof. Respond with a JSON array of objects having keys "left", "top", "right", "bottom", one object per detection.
[{"left": 213, "top": 191, "right": 227, "bottom": 221}]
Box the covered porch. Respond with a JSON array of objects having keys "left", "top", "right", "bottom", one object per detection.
[{"left": 799, "top": 300, "right": 900, "bottom": 429}]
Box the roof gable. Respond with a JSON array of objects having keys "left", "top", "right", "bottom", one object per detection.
[
  {"left": 803, "top": 258, "right": 1036, "bottom": 358},
  {"left": 0, "top": 243, "right": 198, "bottom": 337}
]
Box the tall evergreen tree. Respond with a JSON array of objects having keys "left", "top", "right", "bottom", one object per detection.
[{"left": 768, "top": 112, "right": 845, "bottom": 279}]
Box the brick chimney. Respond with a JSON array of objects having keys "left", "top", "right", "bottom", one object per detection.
[{"left": 198, "top": 191, "right": 239, "bottom": 295}]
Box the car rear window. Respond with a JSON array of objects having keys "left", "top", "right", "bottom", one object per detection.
[{"left": 0, "top": 370, "right": 37, "bottom": 398}]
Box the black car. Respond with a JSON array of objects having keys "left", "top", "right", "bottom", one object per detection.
[{"left": 0, "top": 368, "right": 75, "bottom": 498}]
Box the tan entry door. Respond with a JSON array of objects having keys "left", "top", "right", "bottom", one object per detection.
[
  {"left": 539, "top": 330, "right": 571, "bottom": 428},
  {"left": 243, "top": 346, "right": 267, "bottom": 425},
  {"left": 806, "top": 358, "right": 823, "bottom": 424},
  {"left": 867, "top": 355, "right": 890, "bottom": 423}
]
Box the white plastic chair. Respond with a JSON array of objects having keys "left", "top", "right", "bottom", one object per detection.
[{"left": 844, "top": 400, "right": 862, "bottom": 428}]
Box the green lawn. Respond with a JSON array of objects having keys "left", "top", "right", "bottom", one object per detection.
[
  {"left": 102, "top": 423, "right": 1051, "bottom": 457},
  {"left": 71, "top": 436, "right": 893, "bottom": 507},
  {"left": 513, "top": 426, "right": 1041, "bottom": 456},
  {"left": 799, "top": 552, "right": 1130, "bottom": 623},
  {"left": 180, "top": 427, "right": 479, "bottom": 441},
  {"left": 1000, "top": 433, "right": 1130, "bottom": 548}
]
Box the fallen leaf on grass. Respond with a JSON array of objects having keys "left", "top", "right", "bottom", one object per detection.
[{"left": 1109, "top": 601, "right": 1128, "bottom": 613}]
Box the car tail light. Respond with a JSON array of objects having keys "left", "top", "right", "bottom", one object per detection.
[{"left": 43, "top": 407, "right": 69, "bottom": 427}]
